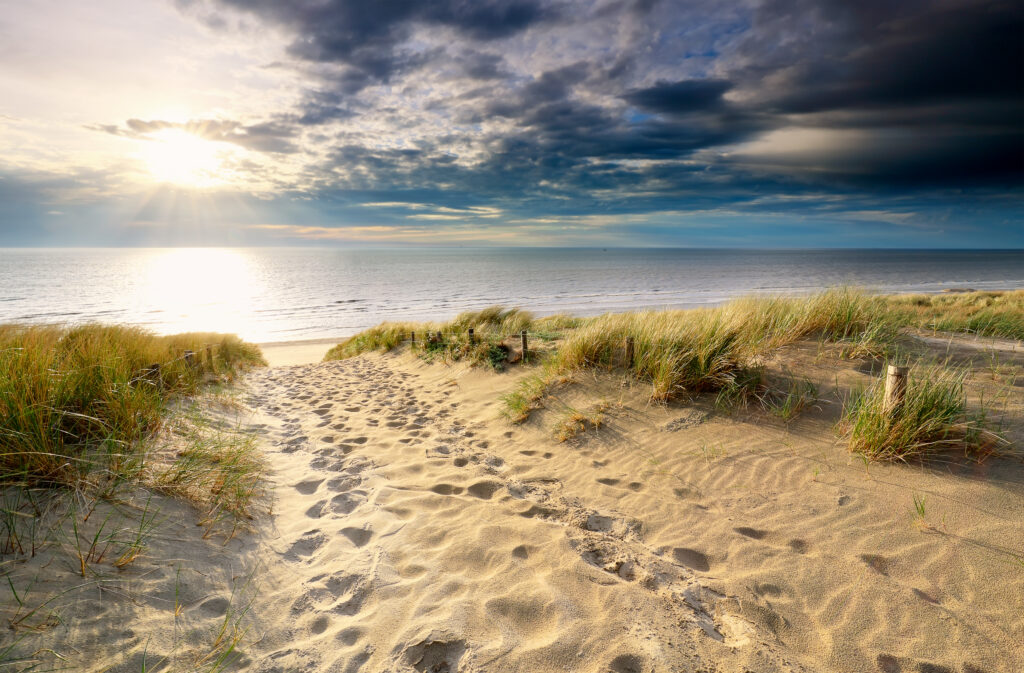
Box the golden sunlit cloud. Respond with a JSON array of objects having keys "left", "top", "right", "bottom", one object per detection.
[{"left": 140, "top": 129, "right": 229, "bottom": 188}]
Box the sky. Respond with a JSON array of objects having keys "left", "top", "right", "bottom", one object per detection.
[{"left": 0, "top": 0, "right": 1021, "bottom": 247}]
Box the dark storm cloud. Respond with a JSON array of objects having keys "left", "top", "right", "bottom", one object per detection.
[
  {"left": 720, "top": 0, "right": 1024, "bottom": 185},
  {"left": 214, "top": 0, "right": 558, "bottom": 92},
  {"left": 623, "top": 79, "right": 732, "bottom": 114},
  {"left": 733, "top": 0, "right": 1023, "bottom": 113},
  {"left": 84, "top": 0, "right": 1014, "bottom": 246}
]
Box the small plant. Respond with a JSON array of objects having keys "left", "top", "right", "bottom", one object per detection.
[
  {"left": 501, "top": 368, "right": 559, "bottom": 423},
  {"left": 911, "top": 492, "right": 928, "bottom": 529},
  {"left": 840, "top": 363, "right": 1005, "bottom": 461},
  {"left": 762, "top": 377, "right": 818, "bottom": 423},
  {"left": 554, "top": 403, "right": 608, "bottom": 442},
  {"left": 152, "top": 405, "right": 265, "bottom": 539}
]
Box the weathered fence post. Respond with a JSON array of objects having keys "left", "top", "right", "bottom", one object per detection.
[
  {"left": 884, "top": 365, "right": 908, "bottom": 418},
  {"left": 410, "top": 331, "right": 416, "bottom": 346},
  {"left": 521, "top": 330, "right": 528, "bottom": 360},
  {"left": 184, "top": 350, "right": 195, "bottom": 368},
  {"left": 437, "top": 331, "right": 444, "bottom": 344},
  {"left": 468, "top": 328, "right": 475, "bottom": 344},
  {"left": 625, "top": 336, "right": 635, "bottom": 368},
  {"left": 205, "top": 345, "right": 214, "bottom": 370}
]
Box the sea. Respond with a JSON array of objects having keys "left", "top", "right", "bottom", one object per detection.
[{"left": 1, "top": 248, "right": 1021, "bottom": 343}]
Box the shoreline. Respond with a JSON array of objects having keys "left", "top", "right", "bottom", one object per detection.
[{"left": 258, "top": 337, "right": 343, "bottom": 367}]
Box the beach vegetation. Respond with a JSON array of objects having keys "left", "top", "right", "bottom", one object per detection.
[
  {"left": 151, "top": 404, "right": 265, "bottom": 540},
  {"left": 839, "top": 363, "right": 1005, "bottom": 461},
  {"left": 881, "top": 290, "right": 1024, "bottom": 340},
  {"left": 554, "top": 402, "right": 608, "bottom": 442},
  {"left": 761, "top": 377, "right": 819, "bottom": 423},
  {"left": 0, "top": 324, "right": 264, "bottom": 490}
]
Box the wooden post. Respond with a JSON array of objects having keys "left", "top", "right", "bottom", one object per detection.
[
  {"left": 184, "top": 350, "right": 195, "bottom": 368},
  {"left": 625, "top": 336, "right": 635, "bottom": 368},
  {"left": 410, "top": 331, "right": 416, "bottom": 345},
  {"left": 884, "top": 365, "right": 908, "bottom": 418},
  {"left": 205, "top": 345, "right": 214, "bottom": 370},
  {"left": 468, "top": 328, "right": 475, "bottom": 344},
  {"left": 521, "top": 330, "right": 528, "bottom": 360},
  {"left": 437, "top": 331, "right": 444, "bottom": 344}
]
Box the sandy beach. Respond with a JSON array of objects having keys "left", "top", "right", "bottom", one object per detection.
[
  {"left": 5, "top": 326, "right": 1021, "bottom": 673},
  {"left": 239, "top": 339, "right": 1024, "bottom": 672}
]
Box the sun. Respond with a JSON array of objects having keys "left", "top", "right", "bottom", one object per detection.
[{"left": 141, "top": 129, "right": 225, "bottom": 187}]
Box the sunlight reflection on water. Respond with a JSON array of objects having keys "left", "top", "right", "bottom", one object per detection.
[
  {"left": 130, "top": 248, "right": 265, "bottom": 338},
  {"left": 1, "top": 247, "right": 1022, "bottom": 343}
]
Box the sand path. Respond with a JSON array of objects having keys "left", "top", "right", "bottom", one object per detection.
[
  {"left": 239, "top": 354, "right": 816, "bottom": 673},
  {"left": 232, "top": 346, "right": 1023, "bottom": 673}
]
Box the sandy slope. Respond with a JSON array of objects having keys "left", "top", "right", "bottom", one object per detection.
[
  {"left": 3, "top": 338, "right": 1022, "bottom": 673},
  {"left": 234, "top": 343, "right": 1024, "bottom": 673}
]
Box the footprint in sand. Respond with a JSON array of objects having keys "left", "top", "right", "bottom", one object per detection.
[
  {"left": 286, "top": 530, "right": 327, "bottom": 561},
  {"left": 467, "top": 481, "right": 502, "bottom": 500},
  {"left": 327, "top": 472, "right": 358, "bottom": 487},
  {"left": 329, "top": 494, "right": 360, "bottom": 514},
  {"left": 584, "top": 512, "right": 641, "bottom": 538},
  {"left": 199, "top": 596, "right": 230, "bottom": 617},
  {"left": 734, "top": 526, "right": 768, "bottom": 540},
  {"left": 310, "top": 615, "right": 331, "bottom": 635},
  {"left": 294, "top": 479, "right": 324, "bottom": 494},
  {"left": 340, "top": 526, "right": 374, "bottom": 548},
  {"left": 305, "top": 501, "right": 327, "bottom": 518},
  {"left": 609, "top": 654, "right": 646, "bottom": 673},
  {"left": 405, "top": 639, "right": 466, "bottom": 673},
  {"left": 860, "top": 553, "right": 890, "bottom": 575},
  {"left": 672, "top": 547, "right": 711, "bottom": 572},
  {"left": 336, "top": 627, "right": 364, "bottom": 647},
  {"left": 430, "top": 483, "right": 465, "bottom": 496}
]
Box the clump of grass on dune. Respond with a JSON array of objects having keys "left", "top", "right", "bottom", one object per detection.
[
  {"left": 324, "top": 321, "right": 424, "bottom": 360},
  {"left": 881, "top": 290, "right": 1024, "bottom": 340},
  {"left": 553, "top": 288, "right": 894, "bottom": 401},
  {"left": 0, "top": 324, "right": 264, "bottom": 489},
  {"left": 325, "top": 307, "right": 547, "bottom": 370},
  {"left": 840, "top": 363, "right": 1005, "bottom": 461},
  {"left": 152, "top": 404, "right": 264, "bottom": 539},
  {"left": 449, "top": 306, "right": 534, "bottom": 336},
  {"left": 554, "top": 402, "right": 608, "bottom": 442}
]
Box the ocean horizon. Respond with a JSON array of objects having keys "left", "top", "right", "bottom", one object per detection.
[{"left": 3, "top": 247, "right": 1022, "bottom": 343}]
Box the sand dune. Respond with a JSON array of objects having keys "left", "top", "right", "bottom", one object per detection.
[
  {"left": 4, "top": 338, "right": 1021, "bottom": 672},
  {"left": 233, "top": 342, "right": 1023, "bottom": 672}
]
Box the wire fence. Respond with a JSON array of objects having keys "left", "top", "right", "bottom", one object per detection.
[{"left": 131, "top": 343, "right": 223, "bottom": 389}]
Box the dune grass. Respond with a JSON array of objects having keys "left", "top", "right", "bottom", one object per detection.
[
  {"left": 881, "top": 290, "right": 1024, "bottom": 340},
  {"left": 0, "top": 324, "right": 265, "bottom": 490},
  {"left": 840, "top": 364, "right": 1004, "bottom": 461},
  {"left": 152, "top": 404, "right": 265, "bottom": 539},
  {"left": 327, "top": 288, "right": 1020, "bottom": 438},
  {"left": 554, "top": 403, "right": 609, "bottom": 442},
  {"left": 323, "top": 306, "right": 583, "bottom": 368},
  {"left": 551, "top": 287, "right": 896, "bottom": 400}
]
